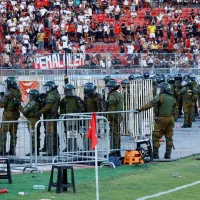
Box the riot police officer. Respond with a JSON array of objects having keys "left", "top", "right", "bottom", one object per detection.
[
  {"left": 179, "top": 78, "right": 196, "bottom": 128},
  {"left": 20, "top": 89, "right": 41, "bottom": 156},
  {"left": 174, "top": 74, "right": 183, "bottom": 119},
  {"left": 60, "top": 84, "right": 85, "bottom": 152},
  {"left": 104, "top": 75, "right": 112, "bottom": 85},
  {"left": 128, "top": 74, "right": 135, "bottom": 81},
  {"left": 106, "top": 80, "right": 123, "bottom": 157},
  {"left": 39, "top": 81, "right": 60, "bottom": 155},
  {"left": 84, "top": 82, "right": 104, "bottom": 112},
  {"left": 137, "top": 82, "right": 176, "bottom": 159},
  {"left": 0, "top": 77, "right": 22, "bottom": 155},
  {"left": 167, "top": 76, "right": 175, "bottom": 96},
  {"left": 187, "top": 73, "right": 198, "bottom": 118},
  {"left": 60, "top": 84, "right": 85, "bottom": 114},
  {"left": 143, "top": 72, "right": 150, "bottom": 79}
]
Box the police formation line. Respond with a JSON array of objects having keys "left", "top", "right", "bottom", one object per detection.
[
  {"left": 0, "top": 74, "right": 198, "bottom": 160},
  {"left": 0, "top": 76, "right": 123, "bottom": 157}
]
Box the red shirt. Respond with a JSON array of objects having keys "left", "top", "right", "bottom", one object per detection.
[
  {"left": 168, "top": 42, "right": 174, "bottom": 50},
  {"left": 36, "top": 1, "right": 43, "bottom": 9},
  {"left": 43, "top": 0, "right": 49, "bottom": 7},
  {"left": 68, "top": 23, "right": 76, "bottom": 32},
  {"left": 185, "top": 39, "right": 190, "bottom": 48},
  {"left": 98, "top": 15, "right": 104, "bottom": 23},
  {"left": 6, "top": 3, "right": 13, "bottom": 10},
  {"left": 115, "top": 25, "right": 121, "bottom": 34}
]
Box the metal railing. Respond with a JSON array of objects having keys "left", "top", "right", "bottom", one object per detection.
[{"left": 0, "top": 52, "right": 200, "bottom": 75}]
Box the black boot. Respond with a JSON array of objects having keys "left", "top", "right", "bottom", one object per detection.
[
  {"left": 153, "top": 150, "right": 159, "bottom": 159},
  {"left": 181, "top": 124, "right": 188, "bottom": 128},
  {"left": 164, "top": 152, "right": 171, "bottom": 159}
]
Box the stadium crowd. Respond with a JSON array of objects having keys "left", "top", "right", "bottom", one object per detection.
[{"left": 0, "top": 0, "right": 200, "bottom": 69}]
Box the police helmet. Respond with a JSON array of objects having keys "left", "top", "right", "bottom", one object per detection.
[
  {"left": 149, "top": 76, "right": 157, "bottom": 85},
  {"left": 187, "top": 73, "right": 196, "bottom": 81},
  {"left": 128, "top": 74, "right": 135, "bottom": 81},
  {"left": 104, "top": 75, "right": 112, "bottom": 84},
  {"left": 157, "top": 82, "right": 172, "bottom": 95},
  {"left": 5, "top": 76, "right": 17, "bottom": 89},
  {"left": 28, "top": 89, "right": 40, "bottom": 100},
  {"left": 121, "top": 79, "right": 129, "bottom": 85},
  {"left": 174, "top": 74, "right": 182, "bottom": 81},
  {"left": 156, "top": 75, "right": 165, "bottom": 84},
  {"left": 106, "top": 80, "right": 120, "bottom": 92},
  {"left": 167, "top": 77, "right": 175, "bottom": 84},
  {"left": 64, "top": 84, "right": 76, "bottom": 97},
  {"left": 143, "top": 72, "right": 150, "bottom": 79},
  {"left": 84, "top": 82, "right": 96, "bottom": 96},
  {"left": 43, "top": 81, "right": 58, "bottom": 93}
]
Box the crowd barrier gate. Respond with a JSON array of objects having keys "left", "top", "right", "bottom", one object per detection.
[
  {"left": 0, "top": 120, "right": 34, "bottom": 171},
  {"left": 33, "top": 116, "right": 110, "bottom": 168},
  {"left": 60, "top": 110, "right": 144, "bottom": 154}
]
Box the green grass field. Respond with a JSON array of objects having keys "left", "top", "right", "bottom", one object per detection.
[{"left": 1, "top": 156, "right": 200, "bottom": 200}]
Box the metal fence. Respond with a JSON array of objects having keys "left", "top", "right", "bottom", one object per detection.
[
  {"left": 0, "top": 120, "right": 33, "bottom": 170},
  {"left": 33, "top": 116, "right": 110, "bottom": 168}
]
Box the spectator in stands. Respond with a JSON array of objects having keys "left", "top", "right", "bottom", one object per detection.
[
  {"left": 145, "top": 8, "right": 151, "bottom": 22},
  {"left": 148, "top": 23, "right": 156, "bottom": 39},
  {"left": 2, "top": 52, "right": 10, "bottom": 68},
  {"left": 37, "top": 29, "right": 45, "bottom": 50}
]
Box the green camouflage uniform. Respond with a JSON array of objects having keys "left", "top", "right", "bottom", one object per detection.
[
  {"left": 60, "top": 95, "right": 85, "bottom": 152},
  {"left": 140, "top": 93, "right": 176, "bottom": 159},
  {"left": 179, "top": 86, "right": 196, "bottom": 127},
  {"left": 191, "top": 80, "right": 198, "bottom": 120},
  {"left": 107, "top": 90, "right": 123, "bottom": 157},
  {"left": 84, "top": 93, "right": 104, "bottom": 112},
  {"left": 152, "top": 84, "right": 157, "bottom": 97},
  {"left": 39, "top": 89, "right": 60, "bottom": 153},
  {"left": 60, "top": 96, "right": 85, "bottom": 114},
  {"left": 21, "top": 100, "right": 41, "bottom": 154},
  {"left": 174, "top": 80, "right": 182, "bottom": 120},
  {"left": 0, "top": 88, "right": 21, "bottom": 155}
]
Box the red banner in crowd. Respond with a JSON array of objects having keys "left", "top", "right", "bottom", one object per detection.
[
  {"left": 34, "top": 53, "right": 85, "bottom": 69},
  {"left": 18, "top": 81, "right": 38, "bottom": 102}
]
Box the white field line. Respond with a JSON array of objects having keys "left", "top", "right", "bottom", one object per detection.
[{"left": 136, "top": 180, "right": 200, "bottom": 200}]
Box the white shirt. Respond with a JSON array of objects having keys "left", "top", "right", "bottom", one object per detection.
[
  {"left": 83, "top": 24, "right": 89, "bottom": 33},
  {"left": 18, "top": 24, "right": 24, "bottom": 33},
  {"left": 38, "top": 24, "right": 44, "bottom": 32},
  {"left": 11, "top": 1, "right": 17, "bottom": 6},
  {"left": 68, "top": 0, "right": 73, "bottom": 6},
  {"left": 77, "top": 24, "right": 83, "bottom": 33},
  {"left": 9, "top": 22, "right": 16, "bottom": 32},
  {"left": 78, "top": 15, "right": 85, "bottom": 23},
  {"left": 23, "top": 34, "right": 30, "bottom": 44},
  {"left": 80, "top": 45, "right": 85, "bottom": 53},
  {"left": 28, "top": 4, "right": 35, "bottom": 14},
  {"left": 104, "top": 25, "right": 109, "bottom": 32},
  {"left": 6, "top": 44, "right": 11, "bottom": 53},
  {"left": 55, "top": 0, "right": 61, "bottom": 5},
  {"left": 5, "top": 35, "right": 11, "bottom": 41},
  {"left": 22, "top": 46, "right": 27, "bottom": 54},
  {"left": 127, "top": 45, "right": 134, "bottom": 54},
  {"left": 40, "top": 8, "right": 47, "bottom": 17},
  {"left": 108, "top": 5, "right": 114, "bottom": 12}
]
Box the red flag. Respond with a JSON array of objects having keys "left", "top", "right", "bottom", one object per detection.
[{"left": 87, "top": 113, "right": 98, "bottom": 150}]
